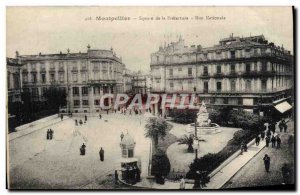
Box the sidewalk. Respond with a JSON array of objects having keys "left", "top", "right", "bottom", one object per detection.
[{"left": 203, "top": 141, "right": 265, "bottom": 189}]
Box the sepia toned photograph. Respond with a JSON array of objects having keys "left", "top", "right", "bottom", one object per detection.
[{"left": 6, "top": 6, "right": 295, "bottom": 190}]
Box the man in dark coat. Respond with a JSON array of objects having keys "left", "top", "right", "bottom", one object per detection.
[
  {"left": 263, "top": 154, "right": 271, "bottom": 172},
  {"left": 276, "top": 136, "right": 281, "bottom": 149},
  {"left": 46, "top": 129, "right": 50, "bottom": 140},
  {"left": 120, "top": 132, "right": 124, "bottom": 141},
  {"left": 60, "top": 114, "right": 63, "bottom": 121},
  {"left": 271, "top": 136, "right": 276, "bottom": 148},
  {"left": 85, "top": 115, "right": 87, "bottom": 122},
  {"left": 265, "top": 136, "right": 270, "bottom": 147},
  {"left": 261, "top": 131, "right": 265, "bottom": 140},
  {"left": 283, "top": 122, "right": 288, "bottom": 133},
  {"left": 115, "top": 170, "right": 119, "bottom": 184},
  {"left": 255, "top": 135, "right": 261, "bottom": 146},
  {"left": 80, "top": 143, "right": 86, "bottom": 155},
  {"left": 99, "top": 147, "right": 104, "bottom": 161},
  {"left": 99, "top": 114, "right": 102, "bottom": 119}
]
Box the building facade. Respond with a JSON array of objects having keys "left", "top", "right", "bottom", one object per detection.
[
  {"left": 150, "top": 35, "right": 293, "bottom": 116},
  {"left": 13, "top": 45, "right": 126, "bottom": 113},
  {"left": 132, "top": 71, "right": 152, "bottom": 94}
]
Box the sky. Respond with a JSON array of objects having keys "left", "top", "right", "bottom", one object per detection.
[{"left": 6, "top": 6, "right": 293, "bottom": 73}]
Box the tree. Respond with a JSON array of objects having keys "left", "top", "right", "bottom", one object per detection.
[
  {"left": 43, "top": 86, "right": 67, "bottom": 111},
  {"left": 151, "top": 149, "right": 171, "bottom": 184},
  {"left": 145, "top": 117, "right": 168, "bottom": 148},
  {"left": 170, "top": 109, "right": 198, "bottom": 124},
  {"left": 178, "top": 134, "right": 206, "bottom": 153}
]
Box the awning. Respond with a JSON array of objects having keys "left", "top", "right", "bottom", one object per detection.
[{"left": 274, "top": 101, "right": 292, "bottom": 113}]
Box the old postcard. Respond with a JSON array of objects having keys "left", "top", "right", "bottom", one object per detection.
[{"left": 6, "top": 6, "right": 295, "bottom": 190}]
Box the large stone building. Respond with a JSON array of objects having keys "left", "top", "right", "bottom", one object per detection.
[
  {"left": 150, "top": 35, "right": 294, "bottom": 116},
  {"left": 12, "top": 45, "right": 126, "bottom": 113}
]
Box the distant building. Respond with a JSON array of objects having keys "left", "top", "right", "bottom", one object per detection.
[
  {"left": 14, "top": 45, "right": 126, "bottom": 113},
  {"left": 132, "top": 71, "right": 151, "bottom": 94},
  {"left": 150, "top": 35, "right": 293, "bottom": 116},
  {"left": 123, "top": 68, "right": 134, "bottom": 94}
]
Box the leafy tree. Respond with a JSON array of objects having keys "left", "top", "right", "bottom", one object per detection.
[
  {"left": 44, "top": 86, "right": 67, "bottom": 111},
  {"left": 170, "top": 109, "right": 198, "bottom": 124},
  {"left": 145, "top": 117, "right": 168, "bottom": 149},
  {"left": 151, "top": 149, "right": 171, "bottom": 184}
]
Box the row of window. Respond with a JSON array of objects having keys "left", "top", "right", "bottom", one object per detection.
[
  {"left": 168, "top": 79, "right": 268, "bottom": 92},
  {"left": 166, "top": 63, "right": 291, "bottom": 77},
  {"left": 72, "top": 86, "right": 113, "bottom": 95},
  {"left": 73, "top": 99, "right": 112, "bottom": 106},
  {"left": 29, "top": 61, "right": 119, "bottom": 72}
]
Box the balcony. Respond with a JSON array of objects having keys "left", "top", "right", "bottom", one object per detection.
[
  {"left": 213, "top": 73, "right": 225, "bottom": 78},
  {"left": 242, "top": 70, "right": 276, "bottom": 77}
]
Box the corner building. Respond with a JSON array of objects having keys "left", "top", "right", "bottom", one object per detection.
[
  {"left": 150, "top": 35, "right": 293, "bottom": 116},
  {"left": 16, "top": 45, "right": 126, "bottom": 113}
]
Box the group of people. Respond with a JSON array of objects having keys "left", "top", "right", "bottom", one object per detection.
[
  {"left": 75, "top": 115, "right": 88, "bottom": 126},
  {"left": 262, "top": 118, "right": 289, "bottom": 173},
  {"left": 79, "top": 143, "right": 105, "bottom": 162},
  {"left": 46, "top": 129, "right": 54, "bottom": 140},
  {"left": 179, "top": 171, "right": 209, "bottom": 189}
]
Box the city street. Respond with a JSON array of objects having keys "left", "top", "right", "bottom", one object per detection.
[
  {"left": 223, "top": 120, "right": 294, "bottom": 189},
  {"left": 8, "top": 113, "right": 151, "bottom": 189}
]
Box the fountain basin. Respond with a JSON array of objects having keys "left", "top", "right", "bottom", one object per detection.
[{"left": 186, "top": 123, "right": 222, "bottom": 135}]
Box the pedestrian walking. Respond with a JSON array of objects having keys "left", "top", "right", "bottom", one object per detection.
[
  {"left": 115, "top": 170, "right": 119, "bottom": 184},
  {"left": 263, "top": 154, "right": 271, "bottom": 172},
  {"left": 281, "top": 163, "right": 291, "bottom": 184},
  {"left": 85, "top": 115, "right": 87, "bottom": 122},
  {"left": 255, "top": 135, "right": 261, "bottom": 146},
  {"left": 265, "top": 136, "right": 270, "bottom": 147},
  {"left": 79, "top": 119, "right": 83, "bottom": 125},
  {"left": 271, "top": 136, "right": 276, "bottom": 148},
  {"left": 99, "top": 147, "right": 104, "bottom": 161},
  {"left": 279, "top": 120, "right": 284, "bottom": 132},
  {"left": 120, "top": 132, "right": 124, "bottom": 141},
  {"left": 107, "top": 110, "right": 109, "bottom": 115},
  {"left": 99, "top": 114, "right": 102, "bottom": 119},
  {"left": 283, "top": 122, "right": 288, "bottom": 133},
  {"left": 270, "top": 122, "right": 276, "bottom": 134},
  {"left": 179, "top": 176, "right": 185, "bottom": 189},
  {"left": 75, "top": 119, "right": 78, "bottom": 126},
  {"left": 240, "top": 142, "right": 247, "bottom": 155},
  {"left": 46, "top": 129, "right": 50, "bottom": 140},
  {"left": 276, "top": 136, "right": 281, "bottom": 149},
  {"left": 60, "top": 114, "right": 63, "bottom": 121},
  {"left": 80, "top": 143, "right": 86, "bottom": 155},
  {"left": 261, "top": 131, "right": 265, "bottom": 140}
]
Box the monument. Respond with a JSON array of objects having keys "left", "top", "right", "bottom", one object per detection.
[{"left": 186, "top": 101, "right": 221, "bottom": 137}]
